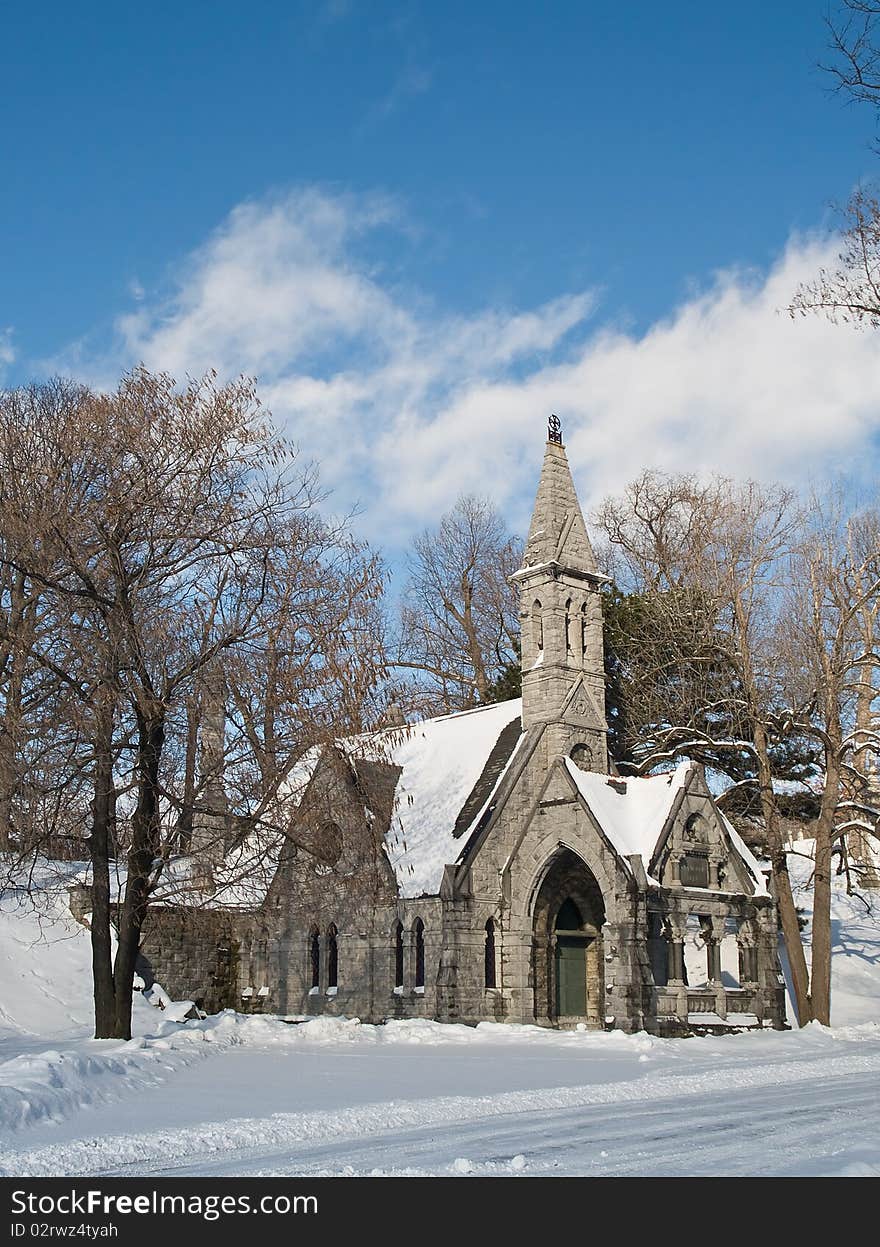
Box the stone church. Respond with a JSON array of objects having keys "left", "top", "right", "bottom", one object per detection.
[{"left": 135, "top": 423, "right": 786, "bottom": 1035}]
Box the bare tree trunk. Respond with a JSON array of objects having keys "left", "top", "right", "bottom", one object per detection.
[
  {"left": 458, "top": 574, "right": 490, "bottom": 703},
  {"left": 113, "top": 711, "right": 165, "bottom": 1040},
  {"left": 755, "top": 721, "right": 813, "bottom": 1025},
  {"left": 0, "top": 730, "right": 14, "bottom": 853},
  {"left": 851, "top": 622, "right": 878, "bottom": 865},
  {"left": 0, "top": 569, "right": 29, "bottom": 851},
  {"left": 810, "top": 749, "right": 841, "bottom": 1026},
  {"left": 811, "top": 822, "right": 833, "bottom": 1026},
  {"left": 89, "top": 694, "right": 117, "bottom": 1038}
]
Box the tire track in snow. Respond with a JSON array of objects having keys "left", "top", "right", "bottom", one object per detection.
[
  {"left": 228, "top": 1069, "right": 876, "bottom": 1178},
  {"left": 4, "top": 1045, "right": 880, "bottom": 1176}
]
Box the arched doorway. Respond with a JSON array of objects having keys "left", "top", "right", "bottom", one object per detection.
[{"left": 532, "top": 849, "right": 605, "bottom": 1027}]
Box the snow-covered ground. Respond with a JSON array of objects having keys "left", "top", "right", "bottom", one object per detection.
[{"left": 0, "top": 853, "right": 878, "bottom": 1177}]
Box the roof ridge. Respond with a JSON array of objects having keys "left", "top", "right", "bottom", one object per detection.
[
  {"left": 412, "top": 696, "right": 522, "bottom": 728},
  {"left": 364, "top": 696, "right": 523, "bottom": 740}
]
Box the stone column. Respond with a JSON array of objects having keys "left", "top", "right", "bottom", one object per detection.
[
  {"left": 705, "top": 918, "right": 725, "bottom": 1018},
  {"left": 707, "top": 938, "right": 722, "bottom": 983},
  {"left": 665, "top": 917, "right": 687, "bottom": 1025},
  {"left": 667, "top": 938, "right": 684, "bottom": 983},
  {"left": 737, "top": 921, "right": 757, "bottom": 984}
]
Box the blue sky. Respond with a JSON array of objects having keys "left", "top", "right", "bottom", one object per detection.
[{"left": 2, "top": 1, "right": 879, "bottom": 549}]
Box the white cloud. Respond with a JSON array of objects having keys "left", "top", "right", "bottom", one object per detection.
[
  {"left": 59, "top": 188, "right": 880, "bottom": 549},
  {"left": 0, "top": 327, "right": 16, "bottom": 384}
]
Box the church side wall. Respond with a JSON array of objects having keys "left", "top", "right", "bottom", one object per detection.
[{"left": 137, "top": 907, "right": 245, "bottom": 1014}]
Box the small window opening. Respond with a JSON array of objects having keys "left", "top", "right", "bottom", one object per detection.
[
  {"left": 484, "top": 919, "right": 497, "bottom": 989},
  {"left": 413, "top": 918, "right": 425, "bottom": 989}
]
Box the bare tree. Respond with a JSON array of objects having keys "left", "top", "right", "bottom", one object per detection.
[
  {"left": 791, "top": 5, "right": 880, "bottom": 323},
  {"left": 596, "top": 471, "right": 822, "bottom": 1023},
  {"left": 790, "top": 187, "right": 880, "bottom": 325},
  {"left": 780, "top": 500, "right": 880, "bottom": 1021},
  {"left": 822, "top": 2, "right": 880, "bottom": 118},
  {"left": 0, "top": 368, "right": 388, "bottom": 1040},
  {"left": 216, "top": 521, "right": 388, "bottom": 845},
  {"left": 0, "top": 381, "right": 99, "bottom": 856},
  {"left": 393, "top": 494, "right": 522, "bottom": 715},
  {"left": 598, "top": 471, "right": 880, "bottom": 1023}
]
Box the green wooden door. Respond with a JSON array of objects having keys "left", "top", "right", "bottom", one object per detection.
[{"left": 555, "top": 937, "right": 587, "bottom": 1017}]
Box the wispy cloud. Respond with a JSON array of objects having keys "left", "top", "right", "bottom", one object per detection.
[
  {"left": 0, "top": 327, "right": 16, "bottom": 380},
  {"left": 359, "top": 63, "right": 433, "bottom": 131},
  {"left": 51, "top": 187, "right": 880, "bottom": 549}
]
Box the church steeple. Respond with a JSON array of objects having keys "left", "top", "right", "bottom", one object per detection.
[
  {"left": 511, "top": 417, "right": 608, "bottom": 770},
  {"left": 522, "top": 414, "right": 600, "bottom": 576}
]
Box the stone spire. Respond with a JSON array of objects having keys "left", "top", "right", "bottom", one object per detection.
[
  {"left": 521, "top": 417, "right": 600, "bottom": 577},
  {"left": 511, "top": 417, "right": 608, "bottom": 769}
]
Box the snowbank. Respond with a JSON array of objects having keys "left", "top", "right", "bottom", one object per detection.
[
  {"left": 3, "top": 1016, "right": 880, "bottom": 1177},
  {"left": 786, "top": 842, "right": 880, "bottom": 1027}
]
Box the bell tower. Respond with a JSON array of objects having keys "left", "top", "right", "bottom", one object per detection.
[{"left": 511, "top": 416, "right": 609, "bottom": 770}]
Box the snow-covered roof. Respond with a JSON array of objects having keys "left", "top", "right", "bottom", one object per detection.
[
  {"left": 205, "top": 749, "right": 322, "bottom": 908},
  {"left": 564, "top": 760, "right": 691, "bottom": 883},
  {"left": 564, "top": 758, "right": 768, "bottom": 895},
  {"left": 370, "top": 699, "right": 524, "bottom": 899},
  {"left": 719, "top": 813, "right": 770, "bottom": 897},
  {"left": 191, "top": 702, "right": 768, "bottom": 903},
  {"left": 71, "top": 706, "right": 525, "bottom": 911}
]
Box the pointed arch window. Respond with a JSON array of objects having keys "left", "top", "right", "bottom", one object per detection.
[
  {"left": 484, "top": 919, "right": 497, "bottom": 989},
  {"left": 393, "top": 920, "right": 404, "bottom": 989},
  {"left": 580, "top": 602, "right": 588, "bottom": 658},
  {"left": 254, "top": 929, "right": 269, "bottom": 987},
  {"left": 532, "top": 600, "right": 544, "bottom": 654},
  {"left": 308, "top": 926, "right": 320, "bottom": 990},
  {"left": 565, "top": 598, "right": 573, "bottom": 654},
  {"left": 683, "top": 813, "right": 709, "bottom": 846},
  {"left": 413, "top": 918, "right": 425, "bottom": 989},
  {"left": 327, "top": 923, "right": 338, "bottom": 990}
]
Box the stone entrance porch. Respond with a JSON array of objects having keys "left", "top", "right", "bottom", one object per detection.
[{"left": 531, "top": 848, "right": 605, "bottom": 1028}]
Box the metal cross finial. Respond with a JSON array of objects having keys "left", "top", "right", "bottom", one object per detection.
[{"left": 548, "top": 413, "right": 563, "bottom": 445}]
